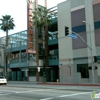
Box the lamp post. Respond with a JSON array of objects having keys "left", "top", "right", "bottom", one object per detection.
[{"left": 83, "top": 21, "right": 94, "bottom": 84}]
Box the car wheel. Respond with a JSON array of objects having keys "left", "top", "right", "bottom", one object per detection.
[{"left": 4, "top": 83, "right": 7, "bottom": 85}]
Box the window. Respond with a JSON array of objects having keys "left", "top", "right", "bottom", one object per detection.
[
  {"left": 29, "top": 70, "right": 36, "bottom": 76},
  {"left": 77, "top": 64, "right": 89, "bottom": 78}
]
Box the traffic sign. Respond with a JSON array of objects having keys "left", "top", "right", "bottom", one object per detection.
[{"left": 69, "top": 34, "right": 77, "bottom": 39}]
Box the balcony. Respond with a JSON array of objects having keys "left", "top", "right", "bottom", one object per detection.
[
  {"left": 10, "top": 58, "right": 27, "bottom": 63},
  {"left": 49, "top": 56, "right": 59, "bottom": 66},
  {"left": 52, "top": 17, "right": 57, "bottom": 23},
  {"left": 10, "top": 57, "right": 37, "bottom": 68},
  {"left": 48, "top": 31, "right": 58, "bottom": 45},
  {"left": 11, "top": 45, "right": 27, "bottom": 52},
  {"left": 10, "top": 62, "right": 27, "bottom": 68},
  {"left": 10, "top": 58, "right": 27, "bottom": 68},
  {"left": 48, "top": 39, "right": 58, "bottom": 45}
]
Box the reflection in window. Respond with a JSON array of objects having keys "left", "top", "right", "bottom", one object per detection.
[{"left": 0, "top": 30, "right": 28, "bottom": 48}]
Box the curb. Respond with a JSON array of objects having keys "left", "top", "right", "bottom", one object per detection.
[
  {"left": 7, "top": 81, "right": 100, "bottom": 86},
  {"left": 37, "top": 82, "right": 100, "bottom": 86},
  {"left": 7, "top": 85, "right": 97, "bottom": 91}
]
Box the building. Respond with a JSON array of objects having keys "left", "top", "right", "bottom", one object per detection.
[
  {"left": 58, "top": 0, "right": 100, "bottom": 83},
  {"left": 0, "top": 0, "right": 100, "bottom": 84}
]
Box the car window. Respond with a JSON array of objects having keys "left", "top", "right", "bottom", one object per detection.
[{"left": 0, "top": 76, "right": 5, "bottom": 79}]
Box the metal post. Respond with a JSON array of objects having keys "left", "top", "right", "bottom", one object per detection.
[
  {"left": 88, "top": 24, "right": 94, "bottom": 84},
  {"left": 72, "top": 30, "right": 94, "bottom": 84},
  {"left": 83, "top": 21, "right": 94, "bottom": 84}
]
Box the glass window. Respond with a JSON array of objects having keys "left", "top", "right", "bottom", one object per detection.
[
  {"left": 29, "top": 70, "right": 36, "bottom": 76},
  {"left": 77, "top": 64, "right": 89, "bottom": 78}
]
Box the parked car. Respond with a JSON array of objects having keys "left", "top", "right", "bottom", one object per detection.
[{"left": 0, "top": 76, "right": 7, "bottom": 85}]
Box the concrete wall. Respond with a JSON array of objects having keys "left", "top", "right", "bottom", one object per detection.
[
  {"left": 29, "top": 76, "right": 43, "bottom": 82},
  {"left": 96, "top": 46, "right": 100, "bottom": 56},
  {"left": 58, "top": 0, "right": 74, "bottom": 83},
  {"left": 70, "top": 0, "right": 85, "bottom": 9},
  {"left": 28, "top": 61, "right": 37, "bottom": 66},
  {"left": 70, "top": 0, "right": 97, "bottom": 9},
  {"left": 29, "top": 76, "right": 36, "bottom": 81},
  {"left": 73, "top": 48, "right": 88, "bottom": 58},
  {"left": 57, "top": 0, "right": 100, "bottom": 83}
]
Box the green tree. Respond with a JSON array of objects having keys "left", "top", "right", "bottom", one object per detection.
[
  {"left": 33, "top": 6, "right": 52, "bottom": 82},
  {"left": 0, "top": 15, "right": 15, "bottom": 80}
]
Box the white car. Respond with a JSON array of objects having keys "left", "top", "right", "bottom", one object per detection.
[{"left": 0, "top": 76, "right": 7, "bottom": 85}]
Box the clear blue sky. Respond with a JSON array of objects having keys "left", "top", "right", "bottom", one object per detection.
[{"left": 0, "top": 0, "right": 66, "bottom": 37}]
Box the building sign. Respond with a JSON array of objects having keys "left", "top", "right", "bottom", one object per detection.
[
  {"left": 27, "top": 0, "right": 35, "bottom": 52},
  {"left": 26, "top": 49, "right": 36, "bottom": 54}
]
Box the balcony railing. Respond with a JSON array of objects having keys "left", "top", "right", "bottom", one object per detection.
[
  {"left": 49, "top": 56, "right": 59, "bottom": 60},
  {"left": 10, "top": 58, "right": 27, "bottom": 64},
  {"left": 49, "top": 56, "right": 59, "bottom": 66}
]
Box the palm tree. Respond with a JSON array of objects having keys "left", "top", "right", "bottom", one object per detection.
[
  {"left": 33, "top": 6, "right": 52, "bottom": 82},
  {"left": 0, "top": 15, "right": 15, "bottom": 80}
]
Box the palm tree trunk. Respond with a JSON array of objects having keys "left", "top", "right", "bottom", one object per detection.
[
  {"left": 42, "top": 26, "right": 46, "bottom": 82},
  {"left": 36, "top": 28, "right": 39, "bottom": 82},
  {"left": 6, "top": 29, "right": 8, "bottom": 80}
]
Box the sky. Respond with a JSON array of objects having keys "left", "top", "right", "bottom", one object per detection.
[{"left": 0, "top": 0, "right": 66, "bottom": 37}]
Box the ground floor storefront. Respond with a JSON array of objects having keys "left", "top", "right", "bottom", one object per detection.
[
  {"left": 1, "top": 61, "right": 100, "bottom": 83},
  {"left": 0, "top": 66, "right": 59, "bottom": 82}
]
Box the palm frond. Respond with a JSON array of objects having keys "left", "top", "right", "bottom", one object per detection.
[
  {"left": 32, "top": 6, "right": 52, "bottom": 28},
  {"left": 0, "top": 15, "right": 15, "bottom": 32}
]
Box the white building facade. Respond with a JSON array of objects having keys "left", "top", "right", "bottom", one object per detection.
[{"left": 58, "top": 0, "right": 100, "bottom": 83}]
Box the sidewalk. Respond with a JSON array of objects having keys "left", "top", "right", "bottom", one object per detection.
[
  {"left": 8, "top": 81, "right": 100, "bottom": 86},
  {"left": 8, "top": 81, "right": 37, "bottom": 84}
]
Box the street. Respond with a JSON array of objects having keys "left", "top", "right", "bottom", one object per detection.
[{"left": 0, "top": 83, "right": 100, "bottom": 100}]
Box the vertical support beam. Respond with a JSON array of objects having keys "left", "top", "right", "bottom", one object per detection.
[
  {"left": 34, "top": 0, "right": 39, "bottom": 82},
  {"left": 36, "top": 28, "right": 39, "bottom": 82},
  {"left": 35, "top": 0, "right": 38, "bottom": 8},
  {"left": 45, "top": 0, "right": 47, "bottom": 7},
  {"left": 58, "top": 0, "right": 73, "bottom": 83},
  {"left": 45, "top": 25, "right": 49, "bottom": 81},
  {"left": 26, "top": 0, "right": 39, "bottom": 82}
]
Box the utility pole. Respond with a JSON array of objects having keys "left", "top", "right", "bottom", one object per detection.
[{"left": 83, "top": 21, "right": 94, "bottom": 84}]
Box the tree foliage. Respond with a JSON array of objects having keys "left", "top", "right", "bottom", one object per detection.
[
  {"left": 32, "top": 6, "right": 52, "bottom": 27},
  {"left": 0, "top": 15, "right": 15, "bottom": 32}
]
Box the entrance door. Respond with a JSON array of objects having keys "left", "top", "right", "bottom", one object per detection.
[
  {"left": 12, "top": 71, "right": 17, "bottom": 81},
  {"left": 22, "top": 71, "right": 25, "bottom": 81}
]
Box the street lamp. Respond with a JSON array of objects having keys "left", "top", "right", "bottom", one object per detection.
[{"left": 83, "top": 20, "right": 94, "bottom": 84}]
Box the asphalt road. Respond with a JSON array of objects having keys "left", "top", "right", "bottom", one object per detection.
[{"left": 0, "top": 84, "right": 100, "bottom": 100}]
